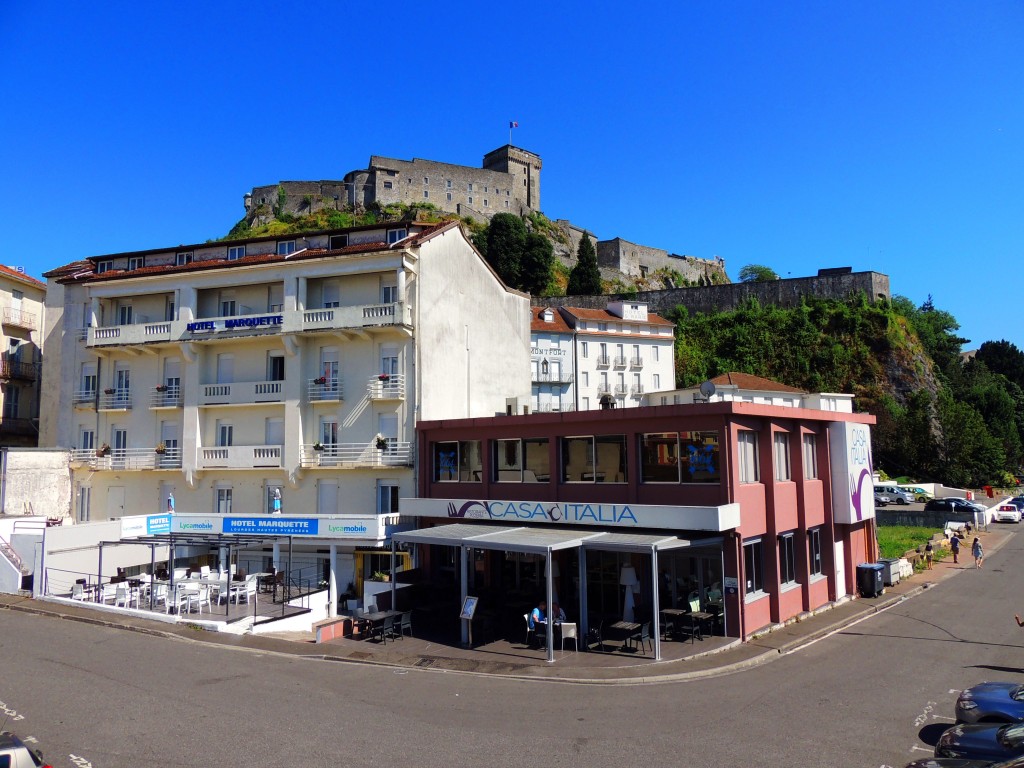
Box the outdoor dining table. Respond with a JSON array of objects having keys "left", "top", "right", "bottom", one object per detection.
[
  {"left": 352, "top": 609, "right": 402, "bottom": 639},
  {"left": 604, "top": 620, "right": 641, "bottom": 650}
]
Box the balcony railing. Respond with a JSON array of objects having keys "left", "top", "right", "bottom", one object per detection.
[
  {"left": 595, "top": 355, "right": 610, "bottom": 368},
  {"left": 596, "top": 384, "right": 611, "bottom": 396},
  {"left": 308, "top": 378, "right": 343, "bottom": 402},
  {"left": 86, "top": 302, "right": 413, "bottom": 348},
  {"left": 70, "top": 447, "right": 182, "bottom": 470},
  {"left": 630, "top": 356, "right": 644, "bottom": 368},
  {"left": 98, "top": 390, "right": 133, "bottom": 410},
  {"left": 3, "top": 308, "right": 37, "bottom": 331},
  {"left": 198, "top": 444, "right": 282, "bottom": 469},
  {"left": 531, "top": 371, "right": 574, "bottom": 384},
  {"left": 614, "top": 384, "right": 628, "bottom": 396},
  {"left": 300, "top": 441, "right": 413, "bottom": 468},
  {"left": 533, "top": 403, "right": 576, "bottom": 413},
  {"left": 199, "top": 381, "right": 283, "bottom": 407},
  {"left": 0, "top": 418, "right": 36, "bottom": 436},
  {"left": 73, "top": 390, "right": 96, "bottom": 408},
  {"left": 0, "top": 361, "right": 36, "bottom": 381},
  {"left": 367, "top": 374, "right": 406, "bottom": 400},
  {"left": 613, "top": 355, "right": 627, "bottom": 368},
  {"left": 149, "top": 386, "right": 183, "bottom": 409},
  {"left": 631, "top": 384, "right": 645, "bottom": 396}
]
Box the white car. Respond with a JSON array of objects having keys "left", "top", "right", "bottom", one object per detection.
[{"left": 994, "top": 503, "right": 1022, "bottom": 523}]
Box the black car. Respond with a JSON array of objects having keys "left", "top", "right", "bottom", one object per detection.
[
  {"left": 925, "top": 498, "right": 984, "bottom": 515},
  {"left": 907, "top": 757, "right": 1024, "bottom": 767},
  {"left": 936, "top": 722, "right": 1024, "bottom": 762}
]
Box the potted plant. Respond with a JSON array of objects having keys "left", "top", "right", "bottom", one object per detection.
[
  {"left": 375, "top": 434, "right": 389, "bottom": 450},
  {"left": 155, "top": 384, "right": 168, "bottom": 392},
  {"left": 96, "top": 443, "right": 111, "bottom": 457},
  {"left": 155, "top": 443, "right": 166, "bottom": 455},
  {"left": 313, "top": 442, "right": 324, "bottom": 452},
  {"left": 377, "top": 373, "right": 391, "bottom": 382},
  {"left": 372, "top": 570, "right": 390, "bottom": 583},
  {"left": 314, "top": 376, "right": 327, "bottom": 385},
  {"left": 103, "top": 388, "right": 115, "bottom": 395}
]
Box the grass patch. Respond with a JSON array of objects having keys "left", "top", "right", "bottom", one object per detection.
[{"left": 876, "top": 525, "right": 949, "bottom": 566}]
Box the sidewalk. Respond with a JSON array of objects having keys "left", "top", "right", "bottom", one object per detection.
[{"left": 2, "top": 525, "right": 1014, "bottom": 685}]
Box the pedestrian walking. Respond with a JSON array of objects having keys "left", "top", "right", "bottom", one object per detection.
[
  {"left": 972, "top": 537, "right": 984, "bottom": 569},
  {"left": 950, "top": 533, "right": 960, "bottom": 564},
  {"left": 925, "top": 541, "right": 934, "bottom": 569}
]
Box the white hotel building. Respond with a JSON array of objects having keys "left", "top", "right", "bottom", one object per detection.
[{"left": 39, "top": 220, "right": 530, "bottom": 589}]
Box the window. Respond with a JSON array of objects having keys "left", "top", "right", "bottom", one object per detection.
[
  {"left": 447, "top": 192, "right": 452, "bottom": 202},
  {"left": 459, "top": 440, "right": 482, "bottom": 481},
  {"left": 803, "top": 434, "right": 818, "bottom": 479},
  {"left": 581, "top": 341, "right": 588, "bottom": 358},
  {"left": 433, "top": 441, "right": 459, "bottom": 482},
  {"left": 423, "top": 190, "right": 429, "bottom": 199},
  {"left": 219, "top": 292, "right": 236, "bottom": 316},
  {"left": 640, "top": 431, "right": 720, "bottom": 484},
  {"left": 176, "top": 251, "right": 193, "bottom": 266},
  {"left": 744, "top": 539, "right": 764, "bottom": 595},
  {"left": 127, "top": 256, "right": 144, "bottom": 271},
  {"left": 80, "top": 363, "right": 97, "bottom": 395},
  {"left": 467, "top": 183, "right": 473, "bottom": 192},
  {"left": 217, "top": 421, "right": 233, "bottom": 447},
  {"left": 483, "top": 199, "right": 488, "bottom": 207},
  {"left": 493, "top": 438, "right": 549, "bottom": 482},
  {"left": 653, "top": 346, "right": 660, "bottom": 362},
  {"left": 383, "top": 181, "right": 393, "bottom": 190},
  {"left": 265, "top": 484, "right": 283, "bottom": 515},
  {"left": 773, "top": 432, "right": 791, "bottom": 481},
  {"left": 227, "top": 245, "right": 245, "bottom": 261},
  {"left": 216, "top": 487, "right": 233, "bottom": 515},
  {"left": 653, "top": 374, "right": 661, "bottom": 389},
  {"left": 267, "top": 352, "right": 285, "bottom": 381},
  {"left": 117, "top": 302, "right": 133, "bottom": 326},
  {"left": 377, "top": 481, "right": 400, "bottom": 514},
  {"left": 96, "top": 260, "right": 112, "bottom": 274},
  {"left": 277, "top": 240, "right": 296, "bottom": 255},
  {"left": 446, "top": 180, "right": 452, "bottom": 189},
  {"left": 581, "top": 371, "right": 589, "bottom": 387},
  {"left": 2, "top": 385, "right": 18, "bottom": 418},
  {"left": 468, "top": 196, "right": 473, "bottom": 205},
  {"left": 738, "top": 431, "right": 759, "bottom": 483},
  {"left": 779, "top": 533, "right": 797, "bottom": 586},
  {"left": 598, "top": 322, "right": 607, "bottom": 331},
  {"left": 809, "top": 528, "right": 823, "bottom": 577},
  {"left": 423, "top": 176, "right": 429, "bottom": 184},
  {"left": 79, "top": 428, "right": 95, "bottom": 451},
  {"left": 387, "top": 228, "right": 407, "bottom": 244},
  {"left": 505, "top": 201, "right": 509, "bottom": 208},
  {"left": 77, "top": 486, "right": 91, "bottom": 523},
  {"left": 329, "top": 234, "right": 348, "bottom": 250},
  {"left": 560, "top": 435, "right": 627, "bottom": 483}
]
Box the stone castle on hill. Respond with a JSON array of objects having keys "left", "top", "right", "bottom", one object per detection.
[{"left": 245, "top": 145, "right": 729, "bottom": 288}]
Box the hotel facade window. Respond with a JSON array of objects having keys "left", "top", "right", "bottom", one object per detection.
[
  {"left": 560, "top": 435, "right": 627, "bottom": 483},
  {"left": 802, "top": 434, "right": 818, "bottom": 479},
  {"left": 744, "top": 539, "right": 764, "bottom": 596},
  {"left": 738, "top": 431, "right": 759, "bottom": 483},
  {"left": 808, "top": 527, "right": 823, "bottom": 577},
  {"left": 773, "top": 432, "right": 791, "bottom": 481},
  {"left": 779, "top": 532, "right": 797, "bottom": 586}
]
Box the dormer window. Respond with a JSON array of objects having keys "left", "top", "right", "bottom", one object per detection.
[
  {"left": 542, "top": 309, "right": 553, "bottom": 322},
  {"left": 127, "top": 257, "right": 144, "bottom": 271},
  {"left": 227, "top": 245, "right": 245, "bottom": 261},
  {"left": 387, "top": 228, "right": 407, "bottom": 244},
  {"left": 176, "top": 251, "right": 194, "bottom": 266},
  {"left": 328, "top": 234, "right": 348, "bottom": 250},
  {"left": 96, "top": 260, "right": 112, "bottom": 274},
  {"left": 277, "top": 240, "right": 296, "bottom": 256}
]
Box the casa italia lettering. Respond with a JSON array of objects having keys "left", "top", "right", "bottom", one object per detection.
[{"left": 484, "top": 501, "right": 638, "bottom": 526}]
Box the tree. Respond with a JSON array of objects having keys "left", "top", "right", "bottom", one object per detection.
[
  {"left": 738, "top": 264, "right": 779, "bottom": 282},
  {"left": 520, "top": 232, "right": 554, "bottom": 295},
  {"left": 975, "top": 340, "right": 1024, "bottom": 387},
  {"left": 567, "top": 235, "right": 601, "bottom": 295},
  {"left": 484, "top": 213, "right": 526, "bottom": 287}
]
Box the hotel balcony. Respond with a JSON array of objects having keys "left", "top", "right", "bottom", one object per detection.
[
  {"left": 614, "top": 384, "right": 629, "bottom": 396},
  {"left": 199, "top": 380, "right": 284, "bottom": 407},
  {"left": 595, "top": 355, "right": 610, "bottom": 368},
  {"left": 299, "top": 441, "right": 413, "bottom": 469},
  {"left": 86, "top": 302, "right": 412, "bottom": 349},
  {"left": 531, "top": 371, "right": 574, "bottom": 384},
  {"left": 0, "top": 361, "right": 37, "bottom": 381},
  {"left": 613, "top": 355, "right": 627, "bottom": 368},
  {"left": 2, "top": 308, "right": 37, "bottom": 331},
  {"left": 367, "top": 374, "right": 405, "bottom": 400},
  {"left": 198, "top": 445, "right": 282, "bottom": 469},
  {"left": 533, "top": 403, "right": 576, "bottom": 413},
  {"left": 149, "top": 386, "right": 183, "bottom": 409},
  {"left": 631, "top": 384, "right": 645, "bottom": 396},
  {"left": 73, "top": 390, "right": 96, "bottom": 409},
  {"left": 596, "top": 383, "right": 611, "bottom": 396},
  {"left": 0, "top": 418, "right": 37, "bottom": 437},
  {"left": 308, "top": 377, "right": 343, "bottom": 403},
  {"left": 630, "top": 356, "right": 644, "bottom": 368},
  {"left": 70, "top": 447, "right": 182, "bottom": 471},
  {"left": 98, "top": 389, "right": 133, "bottom": 411}
]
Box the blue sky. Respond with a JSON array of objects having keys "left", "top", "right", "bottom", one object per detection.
[{"left": 2, "top": 2, "right": 1021, "bottom": 352}]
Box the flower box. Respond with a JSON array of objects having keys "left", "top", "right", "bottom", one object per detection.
[
  {"left": 375, "top": 437, "right": 389, "bottom": 450},
  {"left": 377, "top": 373, "right": 391, "bottom": 382},
  {"left": 103, "top": 388, "right": 115, "bottom": 395},
  {"left": 96, "top": 444, "right": 111, "bottom": 457},
  {"left": 155, "top": 444, "right": 166, "bottom": 455},
  {"left": 155, "top": 385, "right": 168, "bottom": 392},
  {"left": 313, "top": 443, "right": 324, "bottom": 452},
  {"left": 314, "top": 377, "right": 327, "bottom": 385}
]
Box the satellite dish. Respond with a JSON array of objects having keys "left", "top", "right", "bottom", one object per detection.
[{"left": 699, "top": 381, "right": 717, "bottom": 399}]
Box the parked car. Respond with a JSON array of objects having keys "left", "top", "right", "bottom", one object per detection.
[
  {"left": 902, "top": 486, "right": 935, "bottom": 502},
  {"left": 925, "top": 498, "right": 985, "bottom": 515},
  {"left": 956, "top": 682, "right": 1024, "bottom": 724},
  {"left": 935, "top": 722, "right": 1024, "bottom": 761},
  {"left": 874, "top": 492, "right": 891, "bottom": 507},
  {"left": 907, "top": 756, "right": 1024, "bottom": 767},
  {"left": 994, "top": 504, "right": 1023, "bottom": 524},
  {"left": 876, "top": 484, "right": 916, "bottom": 505},
  {"left": 0, "top": 731, "right": 50, "bottom": 768},
  {"left": 1006, "top": 497, "right": 1024, "bottom": 512}
]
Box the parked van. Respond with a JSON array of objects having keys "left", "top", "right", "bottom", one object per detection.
[{"left": 875, "top": 484, "right": 915, "bottom": 505}]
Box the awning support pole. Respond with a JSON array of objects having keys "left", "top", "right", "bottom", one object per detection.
[
  {"left": 651, "top": 545, "right": 661, "bottom": 661},
  {"left": 459, "top": 546, "right": 469, "bottom": 646},
  {"left": 545, "top": 549, "right": 554, "bottom": 663}
]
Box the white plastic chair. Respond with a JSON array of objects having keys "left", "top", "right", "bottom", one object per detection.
[
  {"left": 151, "top": 583, "right": 168, "bottom": 610},
  {"left": 189, "top": 585, "right": 211, "bottom": 614},
  {"left": 71, "top": 583, "right": 85, "bottom": 601},
  {"left": 200, "top": 565, "right": 211, "bottom": 578},
  {"left": 167, "top": 585, "right": 189, "bottom": 614},
  {"left": 114, "top": 583, "right": 132, "bottom": 609},
  {"left": 560, "top": 622, "right": 578, "bottom": 652},
  {"left": 100, "top": 582, "right": 118, "bottom": 604}
]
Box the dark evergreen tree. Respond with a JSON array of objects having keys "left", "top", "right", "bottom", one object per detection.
[
  {"left": 520, "top": 232, "right": 554, "bottom": 295},
  {"left": 484, "top": 213, "right": 526, "bottom": 287},
  {"left": 567, "top": 235, "right": 601, "bottom": 295}
]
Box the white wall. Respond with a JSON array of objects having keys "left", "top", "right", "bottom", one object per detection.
[{"left": 3, "top": 448, "right": 72, "bottom": 517}]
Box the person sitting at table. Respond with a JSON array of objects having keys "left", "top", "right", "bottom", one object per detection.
[
  {"left": 529, "top": 600, "right": 546, "bottom": 647},
  {"left": 551, "top": 602, "right": 566, "bottom": 622}
]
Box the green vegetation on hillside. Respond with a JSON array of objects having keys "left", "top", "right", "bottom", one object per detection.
[
  {"left": 670, "top": 294, "right": 1024, "bottom": 486},
  {"left": 220, "top": 201, "right": 455, "bottom": 241}
]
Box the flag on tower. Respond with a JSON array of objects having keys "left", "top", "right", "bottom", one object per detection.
[{"left": 509, "top": 121, "right": 519, "bottom": 128}]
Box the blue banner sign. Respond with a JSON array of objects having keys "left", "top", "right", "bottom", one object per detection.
[
  {"left": 223, "top": 517, "right": 320, "bottom": 536},
  {"left": 147, "top": 514, "right": 172, "bottom": 535}
]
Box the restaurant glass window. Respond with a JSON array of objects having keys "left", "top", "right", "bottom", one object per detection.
[
  {"left": 459, "top": 440, "right": 482, "bottom": 481},
  {"left": 779, "top": 533, "right": 797, "bottom": 586},
  {"left": 432, "top": 441, "right": 459, "bottom": 482},
  {"left": 803, "top": 434, "right": 818, "bottom": 479},
  {"left": 641, "top": 433, "right": 680, "bottom": 482},
  {"left": 773, "top": 432, "right": 791, "bottom": 481},
  {"left": 743, "top": 539, "right": 764, "bottom": 596},
  {"left": 561, "top": 436, "right": 594, "bottom": 483},
  {"left": 523, "top": 437, "right": 550, "bottom": 482},
  {"left": 809, "top": 527, "right": 823, "bottom": 577},
  {"left": 680, "top": 430, "right": 720, "bottom": 483},
  {"left": 594, "top": 435, "right": 627, "bottom": 483},
  {"left": 494, "top": 439, "right": 523, "bottom": 481},
  {"left": 738, "top": 431, "right": 759, "bottom": 483}
]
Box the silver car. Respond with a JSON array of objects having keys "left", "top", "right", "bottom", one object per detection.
[{"left": 0, "top": 732, "right": 48, "bottom": 768}]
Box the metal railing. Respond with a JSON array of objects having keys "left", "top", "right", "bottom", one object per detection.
[
  {"left": 631, "top": 384, "right": 645, "bottom": 396},
  {"left": 596, "top": 384, "right": 611, "bottom": 396},
  {"left": 0, "top": 360, "right": 37, "bottom": 380},
  {"left": 73, "top": 389, "right": 96, "bottom": 408},
  {"left": 2, "top": 307, "right": 37, "bottom": 330},
  {"left": 71, "top": 447, "right": 182, "bottom": 470},
  {"left": 308, "top": 378, "right": 343, "bottom": 402},
  {"left": 596, "top": 355, "right": 610, "bottom": 368},
  {"left": 149, "top": 386, "right": 183, "bottom": 408},
  {"left": 614, "top": 384, "right": 628, "bottom": 396},
  {"left": 367, "top": 374, "right": 406, "bottom": 400},
  {"left": 300, "top": 441, "right": 413, "bottom": 468},
  {"left": 613, "top": 355, "right": 627, "bottom": 368},
  {"left": 533, "top": 403, "right": 576, "bottom": 413},
  {"left": 98, "top": 390, "right": 133, "bottom": 410},
  {"left": 531, "top": 372, "right": 574, "bottom": 384},
  {"left": 630, "top": 356, "right": 644, "bottom": 368}
]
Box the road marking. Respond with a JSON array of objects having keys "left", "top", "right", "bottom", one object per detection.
[
  {"left": 909, "top": 745, "right": 932, "bottom": 753},
  {"left": 949, "top": 689, "right": 962, "bottom": 694},
  {"left": 0, "top": 700, "right": 25, "bottom": 721},
  {"left": 22, "top": 736, "right": 37, "bottom": 743},
  {"left": 69, "top": 754, "right": 94, "bottom": 767},
  {"left": 914, "top": 702, "right": 937, "bottom": 727}
]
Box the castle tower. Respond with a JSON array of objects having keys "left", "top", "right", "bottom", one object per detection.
[{"left": 482, "top": 145, "right": 542, "bottom": 212}]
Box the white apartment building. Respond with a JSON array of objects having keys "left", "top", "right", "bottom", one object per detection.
[
  {"left": 0, "top": 266, "right": 44, "bottom": 447},
  {"left": 532, "top": 301, "right": 674, "bottom": 413},
  {"left": 39, "top": 220, "right": 530, "bottom": 591}
]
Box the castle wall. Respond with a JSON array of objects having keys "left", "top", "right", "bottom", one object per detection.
[{"left": 535, "top": 271, "right": 891, "bottom": 315}]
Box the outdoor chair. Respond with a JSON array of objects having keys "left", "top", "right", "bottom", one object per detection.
[
  {"left": 189, "top": 585, "right": 211, "bottom": 615},
  {"left": 523, "top": 613, "right": 534, "bottom": 647},
  {"left": 586, "top": 621, "right": 604, "bottom": 651},
  {"left": 71, "top": 583, "right": 85, "bottom": 601},
  {"left": 114, "top": 583, "right": 133, "bottom": 609},
  {"left": 199, "top": 565, "right": 211, "bottom": 578},
  {"left": 167, "top": 585, "right": 189, "bottom": 614},
  {"left": 560, "top": 622, "right": 578, "bottom": 652},
  {"left": 629, "top": 621, "right": 652, "bottom": 654},
  {"left": 395, "top": 611, "right": 413, "bottom": 639},
  {"left": 535, "top": 618, "right": 548, "bottom": 648},
  {"left": 151, "top": 583, "right": 168, "bottom": 610},
  {"left": 371, "top": 615, "right": 395, "bottom": 644},
  {"left": 99, "top": 582, "right": 118, "bottom": 605}
]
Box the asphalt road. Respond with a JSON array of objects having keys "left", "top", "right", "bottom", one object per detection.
[{"left": 4, "top": 524, "right": 1024, "bottom": 768}]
